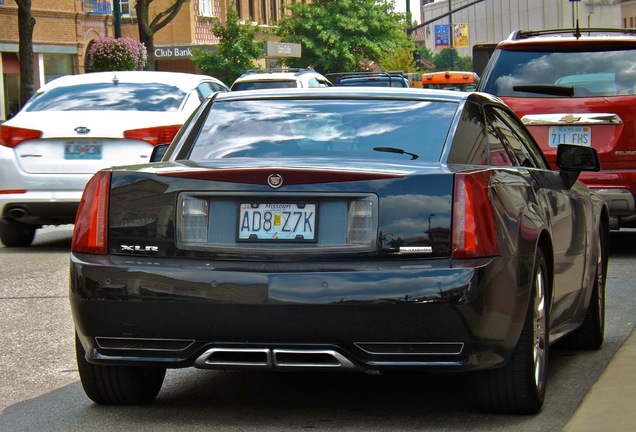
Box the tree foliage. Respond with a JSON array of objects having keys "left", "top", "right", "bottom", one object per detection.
[
  {"left": 379, "top": 46, "right": 417, "bottom": 73},
  {"left": 191, "top": 8, "right": 264, "bottom": 85},
  {"left": 135, "top": 0, "right": 188, "bottom": 70},
  {"left": 430, "top": 48, "right": 473, "bottom": 72},
  {"left": 275, "top": 0, "right": 412, "bottom": 73}
]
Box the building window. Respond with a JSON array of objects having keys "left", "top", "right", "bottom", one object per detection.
[
  {"left": 83, "top": 1, "right": 112, "bottom": 14},
  {"left": 119, "top": 0, "right": 136, "bottom": 17},
  {"left": 199, "top": 0, "right": 219, "bottom": 17}
]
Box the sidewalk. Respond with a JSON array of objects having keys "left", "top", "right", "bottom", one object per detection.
[{"left": 562, "top": 326, "right": 636, "bottom": 431}]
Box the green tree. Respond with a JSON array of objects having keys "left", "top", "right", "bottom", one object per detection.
[
  {"left": 275, "top": 0, "right": 411, "bottom": 73},
  {"left": 431, "top": 48, "right": 473, "bottom": 72},
  {"left": 379, "top": 46, "right": 417, "bottom": 73},
  {"left": 135, "top": 0, "right": 188, "bottom": 71},
  {"left": 192, "top": 8, "right": 264, "bottom": 85}
]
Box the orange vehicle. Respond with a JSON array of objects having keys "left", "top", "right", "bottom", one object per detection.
[{"left": 421, "top": 71, "right": 479, "bottom": 92}]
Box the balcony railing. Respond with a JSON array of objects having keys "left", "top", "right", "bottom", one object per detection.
[{"left": 83, "top": 1, "right": 112, "bottom": 15}]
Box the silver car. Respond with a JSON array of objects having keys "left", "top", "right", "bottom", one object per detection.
[{"left": 0, "top": 71, "right": 229, "bottom": 247}]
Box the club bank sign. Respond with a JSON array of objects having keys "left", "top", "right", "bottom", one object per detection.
[{"left": 154, "top": 45, "right": 217, "bottom": 59}]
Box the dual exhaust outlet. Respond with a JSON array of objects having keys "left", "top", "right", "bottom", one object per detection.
[{"left": 194, "top": 347, "right": 362, "bottom": 371}]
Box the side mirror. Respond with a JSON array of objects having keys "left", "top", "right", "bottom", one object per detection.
[
  {"left": 150, "top": 144, "right": 170, "bottom": 163},
  {"left": 556, "top": 144, "right": 601, "bottom": 172},
  {"left": 556, "top": 144, "right": 601, "bottom": 189}
]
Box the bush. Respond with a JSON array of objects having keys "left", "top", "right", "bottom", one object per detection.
[{"left": 87, "top": 37, "right": 147, "bottom": 72}]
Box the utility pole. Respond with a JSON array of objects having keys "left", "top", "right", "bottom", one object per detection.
[
  {"left": 448, "top": 0, "right": 454, "bottom": 70},
  {"left": 113, "top": 0, "right": 122, "bottom": 38}
]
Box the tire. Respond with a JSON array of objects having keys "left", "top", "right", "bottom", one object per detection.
[
  {"left": 75, "top": 334, "right": 166, "bottom": 405},
  {"left": 564, "top": 234, "right": 605, "bottom": 350},
  {"left": 475, "top": 249, "right": 549, "bottom": 414},
  {"left": 0, "top": 220, "right": 36, "bottom": 247}
]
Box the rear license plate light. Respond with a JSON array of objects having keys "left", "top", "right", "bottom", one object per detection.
[{"left": 180, "top": 196, "right": 209, "bottom": 243}]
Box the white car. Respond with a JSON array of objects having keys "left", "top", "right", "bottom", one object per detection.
[
  {"left": 0, "top": 71, "right": 229, "bottom": 247},
  {"left": 230, "top": 68, "right": 333, "bottom": 90}
]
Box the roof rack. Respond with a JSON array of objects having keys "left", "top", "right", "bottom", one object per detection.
[
  {"left": 511, "top": 28, "right": 636, "bottom": 40},
  {"left": 241, "top": 68, "right": 317, "bottom": 76}
]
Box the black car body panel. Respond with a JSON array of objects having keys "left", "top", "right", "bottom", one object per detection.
[{"left": 69, "top": 88, "right": 608, "bottom": 412}]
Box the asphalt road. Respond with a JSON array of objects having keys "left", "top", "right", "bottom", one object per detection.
[{"left": 0, "top": 226, "right": 634, "bottom": 432}]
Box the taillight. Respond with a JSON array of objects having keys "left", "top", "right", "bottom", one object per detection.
[
  {"left": 0, "top": 125, "right": 42, "bottom": 147},
  {"left": 71, "top": 170, "right": 111, "bottom": 254},
  {"left": 123, "top": 125, "right": 181, "bottom": 146},
  {"left": 452, "top": 171, "right": 498, "bottom": 259}
]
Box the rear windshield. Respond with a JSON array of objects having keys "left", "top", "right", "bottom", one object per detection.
[
  {"left": 480, "top": 48, "right": 636, "bottom": 97},
  {"left": 231, "top": 81, "right": 299, "bottom": 91},
  {"left": 25, "top": 82, "right": 187, "bottom": 112},
  {"left": 188, "top": 98, "right": 456, "bottom": 163}
]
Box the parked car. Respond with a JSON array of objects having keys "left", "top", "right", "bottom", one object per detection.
[
  {"left": 421, "top": 70, "right": 479, "bottom": 92},
  {"left": 331, "top": 71, "right": 410, "bottom": 87},
  {"left": 70, "top": 87, "right": 608, "bottom": 414},
  {"left": 477, "top": 28, "right": 636, "bottom": 230},
  {"left": 0, "top": 71, "right": 229, "bottom": 247},
  {"left": 230, "top": 68, "right": 333, "bottom": 91}
]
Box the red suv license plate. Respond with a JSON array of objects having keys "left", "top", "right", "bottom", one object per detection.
[{"left": 548, "top": 126, "right": 591, "bottom": 147}]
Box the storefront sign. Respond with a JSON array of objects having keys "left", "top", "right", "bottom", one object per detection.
[
  {"left": 154, "top": 45, "right": 217, "bottom": 59},
  {"left": 264, "top": 42, "right": 301, "bottom": 58}
]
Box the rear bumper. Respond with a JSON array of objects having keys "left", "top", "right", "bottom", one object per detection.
[
  {"left": 70, "top": 253, "right": 532, "bottom": 373},
  {"left": 0, "top": 191, "right": 82, "bottom": 225},
  {"left": 578, "top": 172, "right": 636, "bottom": 225}
]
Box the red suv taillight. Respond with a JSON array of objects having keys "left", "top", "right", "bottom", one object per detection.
[
  {"left": 452, "top": 171, "right": 498, "bottom": 259},
  {"left": 0, "top": 125, "right": 42, "bottom": 147},
  {"left": 71, "top": 170, "right": 111, "bottom": 254},
  {"left": 123, "top": 125, "right": 182, "bottom": 146}
]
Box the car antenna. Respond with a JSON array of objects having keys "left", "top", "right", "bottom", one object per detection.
[
  {"left": 112, "top": 73, "right": 119, "bottom": 85},
  {"left": 571, "top": 0, "right": 582, "bottom": 38}
]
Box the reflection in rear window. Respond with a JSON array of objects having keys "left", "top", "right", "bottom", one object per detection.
[
  {"left": 480, "top": 48, "right": 636, "bottom": 97},
  {"left": 189, "top": 98, "right": 456, "bottom": 163},
  {"left": 25, "top": 83, "right": 186, "bottom": 111}
]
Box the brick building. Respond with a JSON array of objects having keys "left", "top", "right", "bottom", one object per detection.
[
  {"left": 117, "top": 0, "right": 296, "bottom": 74},
  {"left": 0, "top": 0, "right": 114, "bottom": 120},
  {"left": 0, "top": 0, "right": 299, "bottom": 121}
]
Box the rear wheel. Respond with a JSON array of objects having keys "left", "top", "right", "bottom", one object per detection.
[
  {"left": 0, "top": 220, "right": 36, "bottom": 247},
  {"left": 564, "top": 234, "right": 605, "bottom": 349},
  {"left": 75, "top": 334, "right": 166, "bottom": 405},
  {"left": 475, "top": 249, "right": 549, "bottom": 414}
]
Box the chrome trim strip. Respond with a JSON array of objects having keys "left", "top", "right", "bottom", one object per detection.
[
  {"left": 355, "top": 342, "right": 464, "bottom": 355},
  {"left": 94, "top": 337, "right": 195, "bottom": 351},
  {"left": 521, "top": 113, "right": 622, "bottom": 126}
]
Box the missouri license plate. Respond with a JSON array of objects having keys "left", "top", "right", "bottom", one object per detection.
[
  {"left": 549, "top": 126, "right": 591, "bottom": 147},
  {"left": 238, "top": 202, "right": 317, "bottom": 241}
]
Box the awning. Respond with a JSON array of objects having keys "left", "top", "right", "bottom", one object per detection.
[{"left": 2, "top": 53, "right": 20, "bottom": 75}]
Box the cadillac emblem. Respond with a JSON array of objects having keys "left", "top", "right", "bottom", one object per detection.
[{"left": 267, "top": 173, "right": 283, "bottom": 189}]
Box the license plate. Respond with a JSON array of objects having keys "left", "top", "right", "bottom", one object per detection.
[
  {"left": 548, "top": 126, "right": 591, "bottom": 147},
  {"left": 238, "top": 203, "right": 317, "bottom": 241},
  {"left": 64, "top": 142, "right": 102, "bottom": 160}
]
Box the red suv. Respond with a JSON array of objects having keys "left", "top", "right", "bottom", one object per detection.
[{"left": 478, "top": 28, "right": 636, "bottom": 229}]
